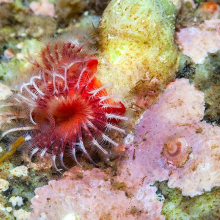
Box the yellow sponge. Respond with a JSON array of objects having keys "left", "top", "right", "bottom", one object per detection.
[{"left": 98, "top": 0, "right": 179, "bottom": 104}]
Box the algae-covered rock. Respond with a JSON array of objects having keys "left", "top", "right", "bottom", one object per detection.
[
  {"left": 156, "top": 181, "right": 220, "bottom": 220},
  {"left": 0, "top": 39, "right": 41, "bottom": 84},
  {"left": 98, "top": 0, "right": 179, "bottom": 105},
  {"left": 177, "top": 51, "right": 220, "bottom": 124}
]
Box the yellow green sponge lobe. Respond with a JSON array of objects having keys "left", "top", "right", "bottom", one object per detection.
[{"left": 98, "top": 0, "right": 179, "bottom": 103}]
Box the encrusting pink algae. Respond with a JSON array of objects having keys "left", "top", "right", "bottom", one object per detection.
[
  {"left": 2, "top": 0, "right": 220, "bottom": 219},
  {"left": 116, "top": 79, "right": 220, "bottom": 197},
  {"left": 30, "top": 167, "right": 164, "bottom": 220},
  {"left": 29, "top": 78, "right": 220, "bottom": 219}
]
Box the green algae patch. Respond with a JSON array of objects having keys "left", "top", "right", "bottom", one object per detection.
[
  {"left": 177, "top": 51, "right": 220, "bottom": 124},
  {"left": 0, "top": 39, "right": 40, "bottom": 83},
  {"left": 193, "top": 52, "right": 220, "bottom": 123},
  {"left": 0, "top": 146, "right": 53, "bottom": 218},
  {"left": 98, "top": 0, "right": 179, "bottom": 105},
  {"left": 156, "top": 181, "right": 220, "bottom": 219}
]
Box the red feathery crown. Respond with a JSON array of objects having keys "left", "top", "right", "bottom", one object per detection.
[{"left": 0, "top": 34, "right": 127, "bottom": 170}]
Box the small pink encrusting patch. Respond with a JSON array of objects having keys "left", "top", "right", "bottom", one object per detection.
[
  {"left": 29, "top": 0, "right": 55, "bottom": 17},
  {"left": 30, "top": 167, "right": 164, "bottom": 220},
  {"left": 116, "top": 79, "right": 220, "bottom": 197},
  {"left": 0, "top": 0, "right": 13, "bottom": 4},
  {"left": 176, "top": 19, "right": 220, "bottom": 64},
  {"left": 161, "top": 137, "right": 192, "bottom": 167}
]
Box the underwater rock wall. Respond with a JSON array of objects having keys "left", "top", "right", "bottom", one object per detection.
[
  {"left": 29, "top": 78, "right": 220, "bottom": 218},
  {"left": 1, "top": 0, "right": 220, "bottom": 219}
]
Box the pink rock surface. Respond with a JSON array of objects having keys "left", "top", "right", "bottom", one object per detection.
[
  {"left": 30, "top": 167, "right": 164, "bottom": 220},
  {"left": 29, "top": 0, "right": 55, "bottom": 17},
  {"left": 177, "top": 19, "right": 220, "bottom": 64},
  {"left": 0, "top": 0, "right": 13, "bottom": 4},
  {"left": 117, "top": 79, "right": 220, "bottom": 196},
  {"left": 30, "top": 79, "right": 220, "bottom": 219},
  {"left": 116, "top": 79, "right": 204, "bottom": 193},
  {"left": 168, "top": 122, "right": 220, "bottom": 196}
]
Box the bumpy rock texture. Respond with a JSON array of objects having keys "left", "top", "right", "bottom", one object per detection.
[
  {"left": 30, "top": 167, "right": 164, "bottom": 220},
  {"left": 116, "top": 79, "right": 220, "bottom": 197},
  {"left": 30, "top": 79, "right": 220, "bottom": 220}
]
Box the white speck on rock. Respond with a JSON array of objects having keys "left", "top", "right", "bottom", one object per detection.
[
  {"left": 6, "top": 207, "right": 12, "bottom": 212},
  {"left": 13, "top": 209, "right": 30, "bottom": 220},
  {"left": 0, "top": 178, "right": 9, "bottom": 192},
  {"left": 9, "top": 196, "right": 24, "bottom": 207},
  {"left": 63, "top": 213, "right": 81, "bottom": 220},
  {"left": 125, "top": 134, "right": 134, "bottom": 145},
  {"left": 10, "top": 165, "right": 28, "bottom": 177},
  {"left": 0, "top": 83, "right": 12, "bottom": 101}
]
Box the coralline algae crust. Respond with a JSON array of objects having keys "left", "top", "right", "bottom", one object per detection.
[
  {"left": 116, "top": 79, "right": 220, "bottom": 197},
  {"left": 30, "top": 167, "right": 164, "bottom": 220}
]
